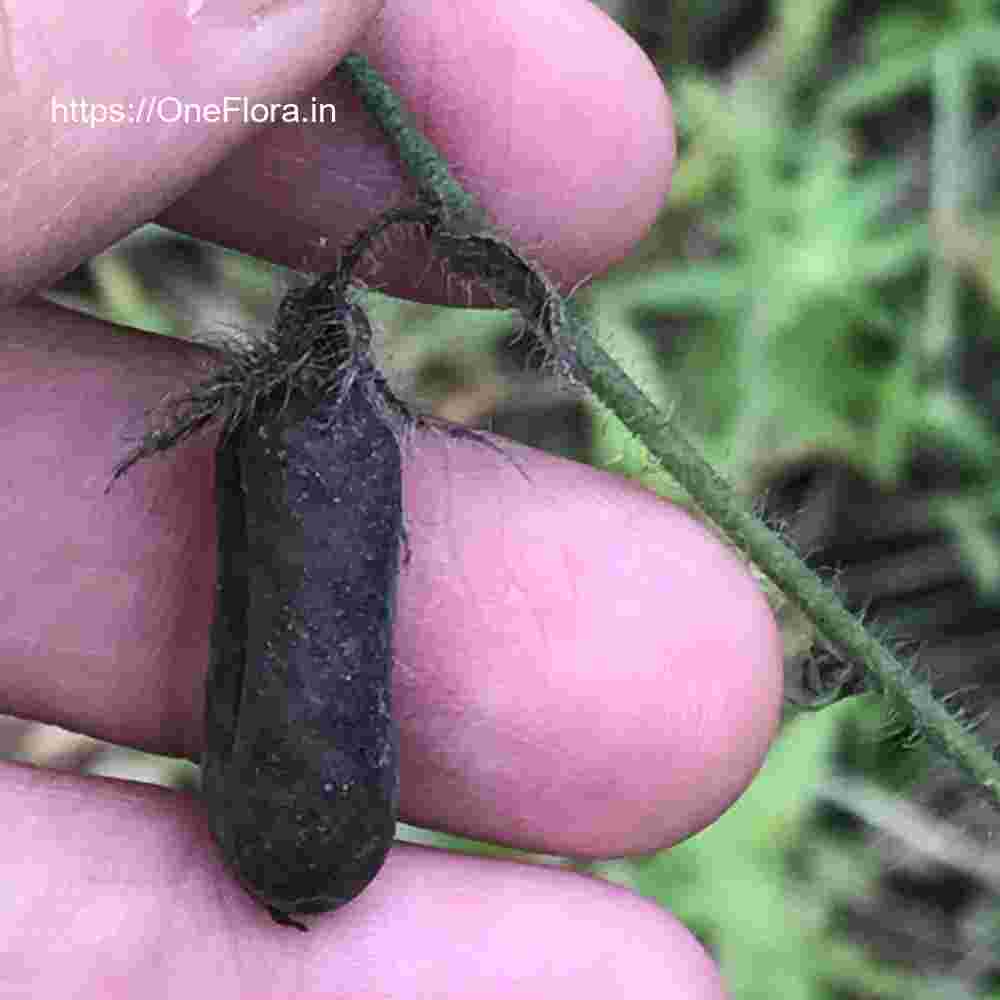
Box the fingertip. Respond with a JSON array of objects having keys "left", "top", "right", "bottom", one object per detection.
[{"left": 398, "top": 436, "right": 783, "bottom": 854}]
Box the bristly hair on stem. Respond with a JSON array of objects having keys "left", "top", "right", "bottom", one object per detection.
[
  {"left": 109, "top": 200, "right": 537, "bottom": 489},
  {"left": 110, "top": 290, "right": 360, "bottom": 483},
  {"left": 107, "top": 217, "right": 421, "bottom": 487}
]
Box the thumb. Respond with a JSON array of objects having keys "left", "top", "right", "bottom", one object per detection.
[{"left": 0, "top": 0, "right": 379, "bottom": 302}]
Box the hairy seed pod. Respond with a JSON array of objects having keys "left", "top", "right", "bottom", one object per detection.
[
  {"left": 204, "top": 330, "right": 403, "bottom": 928},
  {"left": 114, "top": 292, "right": 405, "bottom": 929}
]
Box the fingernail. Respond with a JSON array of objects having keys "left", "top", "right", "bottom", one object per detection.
[{"left": 186, "top": 0, "right": 290, "bottom": 29}]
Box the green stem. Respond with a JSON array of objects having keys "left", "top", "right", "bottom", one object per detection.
[
  {"left": 568, "top": 302, "right": 1000, "bottom": 799},
  {"left": 338, "top": 54, "right": 484, "bottom": 229},
  {"left": 341, "top": 54, "right": 1000, "bottom": 806}
]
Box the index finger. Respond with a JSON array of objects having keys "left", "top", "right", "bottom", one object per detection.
[{"left": 2, "top": 0, "right": 673, "bottom": 303}]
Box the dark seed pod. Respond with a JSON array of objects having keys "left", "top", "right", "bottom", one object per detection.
[
  {"left": 207, "top": 352, "right": 402, "bottom": 927},
  {"left": 114, "top": 287, "right": 406, "bottom": 928}
]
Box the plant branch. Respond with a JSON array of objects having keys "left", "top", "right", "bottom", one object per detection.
[{"left": 340, "top": 53, "right": 1000, "bottom": 807}]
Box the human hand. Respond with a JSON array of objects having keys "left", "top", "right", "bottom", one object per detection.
[{"left": 0, "top": 0, "right": 781, "bottom": 995}]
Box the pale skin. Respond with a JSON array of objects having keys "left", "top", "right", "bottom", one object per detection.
[{"left": 0, "top": 0, "right": 783, "bottom": 995}]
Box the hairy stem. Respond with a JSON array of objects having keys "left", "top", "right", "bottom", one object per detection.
[
  {"left": 341, "top": 53, "right": 1000, "bottom": 806},
  {"left": 338, "top": 54, "right": 485, "bottom": 230}
]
